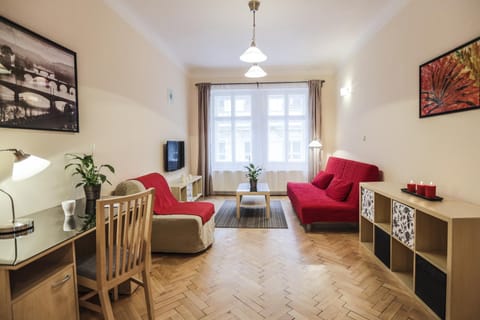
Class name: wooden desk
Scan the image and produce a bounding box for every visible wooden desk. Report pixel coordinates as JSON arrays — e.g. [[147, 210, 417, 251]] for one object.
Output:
[[0, 200, 94, 320]]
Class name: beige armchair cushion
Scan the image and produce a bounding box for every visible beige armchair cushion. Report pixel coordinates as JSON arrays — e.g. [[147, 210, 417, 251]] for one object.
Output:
[[112, 180, 214, 253]]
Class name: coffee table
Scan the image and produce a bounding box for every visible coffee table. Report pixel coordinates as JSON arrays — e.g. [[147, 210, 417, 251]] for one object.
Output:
[[235, 183, 271, 220]]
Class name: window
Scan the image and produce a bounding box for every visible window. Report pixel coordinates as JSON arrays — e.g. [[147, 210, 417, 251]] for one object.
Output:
[[210, 83, 309, 172]]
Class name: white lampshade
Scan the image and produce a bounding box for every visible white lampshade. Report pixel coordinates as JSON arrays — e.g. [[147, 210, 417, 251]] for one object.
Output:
[[245, 64, 267, 78], [0, 149, 50, 237], [308, 140, 323, 148], [240, 44, 267, 63], [12, 154, 50, 181]]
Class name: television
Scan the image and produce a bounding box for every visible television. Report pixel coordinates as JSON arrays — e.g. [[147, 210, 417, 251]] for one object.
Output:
[[165, 140, 185, 172]]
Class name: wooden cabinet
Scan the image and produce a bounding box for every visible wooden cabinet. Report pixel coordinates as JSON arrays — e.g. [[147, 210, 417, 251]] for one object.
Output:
[[12, 265, 76, 320], [170, 175, 203, 201], [0, 243, 79, 320], [359, 182, 480, 320]]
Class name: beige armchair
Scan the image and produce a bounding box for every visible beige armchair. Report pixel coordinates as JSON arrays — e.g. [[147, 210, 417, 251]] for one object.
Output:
[[112, 179, 215, 253]]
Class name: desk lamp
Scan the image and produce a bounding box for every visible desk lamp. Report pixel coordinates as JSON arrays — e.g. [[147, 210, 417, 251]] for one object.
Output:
[[0, 149, 50, 236]]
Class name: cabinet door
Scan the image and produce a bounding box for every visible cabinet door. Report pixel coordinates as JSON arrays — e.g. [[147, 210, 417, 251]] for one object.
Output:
[[415, 254, 446, 319], [13, 266, 77, 320], [392, 201, 415, 249], [374, 226, 391, 268], [361, 188, 374, 221]]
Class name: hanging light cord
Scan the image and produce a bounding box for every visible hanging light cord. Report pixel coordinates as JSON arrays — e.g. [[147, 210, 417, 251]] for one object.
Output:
[[252, 9, 256, 45], [248, 0, 260, 46]]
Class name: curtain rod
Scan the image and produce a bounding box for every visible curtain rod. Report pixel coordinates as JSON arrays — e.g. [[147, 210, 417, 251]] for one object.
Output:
[[195, 80, 325, 86]]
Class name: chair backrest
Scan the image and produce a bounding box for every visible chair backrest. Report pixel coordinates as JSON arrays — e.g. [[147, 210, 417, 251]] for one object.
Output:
[[94, 188, 155, 289]]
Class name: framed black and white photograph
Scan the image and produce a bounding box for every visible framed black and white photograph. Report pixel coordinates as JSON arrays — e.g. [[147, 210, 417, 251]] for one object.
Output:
[[0, 16, 79, 132]]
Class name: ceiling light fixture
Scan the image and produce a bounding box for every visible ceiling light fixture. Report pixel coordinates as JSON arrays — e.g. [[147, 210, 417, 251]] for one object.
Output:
[[240, 0, 267, 64], [245, 63, 267, 78]]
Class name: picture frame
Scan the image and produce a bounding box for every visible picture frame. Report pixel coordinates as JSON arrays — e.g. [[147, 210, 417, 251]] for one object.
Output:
[[419, 36, 479, 118], [0, 16, 79, 132]]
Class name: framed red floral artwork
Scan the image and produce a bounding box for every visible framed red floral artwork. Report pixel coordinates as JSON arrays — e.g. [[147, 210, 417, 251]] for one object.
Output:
[[419, 36, 479, 118]]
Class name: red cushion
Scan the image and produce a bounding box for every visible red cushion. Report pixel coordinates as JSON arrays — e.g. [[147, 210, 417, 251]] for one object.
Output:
[[134, 173, 214, 224], [326, 178, 353, 201], [155, 201, 215, 224], [311, 171, 334, 189], [325, 156, 380, 205]]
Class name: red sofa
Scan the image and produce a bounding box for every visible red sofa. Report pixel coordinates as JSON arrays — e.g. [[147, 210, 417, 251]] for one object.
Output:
[[287, 156, 380, 228]]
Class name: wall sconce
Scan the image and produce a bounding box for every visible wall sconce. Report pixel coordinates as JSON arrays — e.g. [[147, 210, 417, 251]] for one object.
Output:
[[0, 149, 50, 237], [340, 87, 351, 97]]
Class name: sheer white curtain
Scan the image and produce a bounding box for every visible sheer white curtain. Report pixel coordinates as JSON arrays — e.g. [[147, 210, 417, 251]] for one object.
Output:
[[209, 82, 309, 193]]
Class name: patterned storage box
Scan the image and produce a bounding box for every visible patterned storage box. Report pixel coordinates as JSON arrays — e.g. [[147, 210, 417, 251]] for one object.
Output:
[[392, 200, 415, 248], [361, 188, 374, 221]]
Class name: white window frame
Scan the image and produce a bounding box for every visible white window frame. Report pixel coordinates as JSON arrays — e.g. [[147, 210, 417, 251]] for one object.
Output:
[[210, 83, 309, 173]]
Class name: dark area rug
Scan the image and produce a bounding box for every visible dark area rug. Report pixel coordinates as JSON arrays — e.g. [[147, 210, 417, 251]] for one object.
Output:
[[215, 200, 288, 229]]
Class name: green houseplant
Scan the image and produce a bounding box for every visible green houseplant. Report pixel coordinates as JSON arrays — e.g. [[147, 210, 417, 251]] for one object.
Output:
[[65, 153, 115, 201], [244, 163, 263, 191]]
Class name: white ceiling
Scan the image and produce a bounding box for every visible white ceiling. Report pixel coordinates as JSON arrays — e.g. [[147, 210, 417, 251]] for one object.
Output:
[[103, 0, 409, 75]]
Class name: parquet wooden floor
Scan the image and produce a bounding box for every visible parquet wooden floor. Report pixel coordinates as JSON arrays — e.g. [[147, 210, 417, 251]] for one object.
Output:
[[80, 197, 436, 320]]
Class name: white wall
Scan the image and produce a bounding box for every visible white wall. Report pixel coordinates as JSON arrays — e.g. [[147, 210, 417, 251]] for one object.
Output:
[[0, 0, 189, 218], [337, 0, 480, 204]]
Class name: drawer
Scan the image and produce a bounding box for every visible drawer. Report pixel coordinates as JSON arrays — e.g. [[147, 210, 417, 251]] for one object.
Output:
[[392, 200, 415, 249], [415, 254, 446, 319], [374, 226, 391, 268], [361, 188, 374, 221], [13, 265, 77, 320]]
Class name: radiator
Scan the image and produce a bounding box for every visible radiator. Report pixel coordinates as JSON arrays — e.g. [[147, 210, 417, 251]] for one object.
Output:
[[211, 170, 307, 194]]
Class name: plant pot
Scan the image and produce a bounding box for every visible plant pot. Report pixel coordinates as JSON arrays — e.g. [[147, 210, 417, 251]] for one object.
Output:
[[249, 180, 257, 192], [84, 184, 101, 201]]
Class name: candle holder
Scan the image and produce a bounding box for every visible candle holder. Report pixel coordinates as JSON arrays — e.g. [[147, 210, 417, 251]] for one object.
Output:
[[425, 182, 436, 199], [401, 187, 443, 201], [407, 180, 416, 193], [416, 181, 426, 196]]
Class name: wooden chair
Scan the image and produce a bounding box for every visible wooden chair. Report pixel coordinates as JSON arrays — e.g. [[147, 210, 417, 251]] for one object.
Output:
[[76, 188, 155, 319]]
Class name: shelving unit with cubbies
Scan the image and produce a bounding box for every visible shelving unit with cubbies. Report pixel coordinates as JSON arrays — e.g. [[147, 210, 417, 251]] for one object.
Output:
[[170, 175, 203, 202], [359, 181, 480, 320]]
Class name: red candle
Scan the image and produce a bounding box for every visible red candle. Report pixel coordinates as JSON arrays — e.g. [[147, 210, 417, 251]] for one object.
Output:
[[416, 181, 426, 196], [407, 180, 416, 193], [425, 182, 436, 198]]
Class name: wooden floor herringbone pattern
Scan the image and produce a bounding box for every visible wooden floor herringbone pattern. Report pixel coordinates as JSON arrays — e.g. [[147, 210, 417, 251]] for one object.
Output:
[[80, 197, 436, 320]]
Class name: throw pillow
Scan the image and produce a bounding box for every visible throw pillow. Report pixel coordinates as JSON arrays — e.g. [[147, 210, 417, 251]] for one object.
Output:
[[326, 177, 353, 201], [311, 171, 334, 189]]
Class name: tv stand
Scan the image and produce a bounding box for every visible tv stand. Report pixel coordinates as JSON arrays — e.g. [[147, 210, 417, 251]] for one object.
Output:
[[170, 175, 203, 201]]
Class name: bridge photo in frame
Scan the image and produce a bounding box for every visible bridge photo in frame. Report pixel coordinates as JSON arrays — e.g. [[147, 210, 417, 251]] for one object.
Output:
[[0, 16, 78, 132]]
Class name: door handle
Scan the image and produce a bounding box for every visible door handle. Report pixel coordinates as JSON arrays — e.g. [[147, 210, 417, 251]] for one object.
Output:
[[51, 274, 71, 288]]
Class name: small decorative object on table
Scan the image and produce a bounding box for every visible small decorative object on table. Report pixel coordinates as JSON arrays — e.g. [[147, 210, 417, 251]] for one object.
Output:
[[401, 180, 442, 201], [61, 200, 76, 216], [407, 180, 416, 193], [65, 153, 115, 200], [244, 163, 263, 192], [65, 153, 115, 225], [416, 181, 426, 196], [425, 182, 436, 199]]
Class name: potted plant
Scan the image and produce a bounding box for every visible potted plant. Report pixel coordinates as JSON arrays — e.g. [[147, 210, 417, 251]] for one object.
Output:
[[65, 153, 115, 202], [244, 163, 263, 191]]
